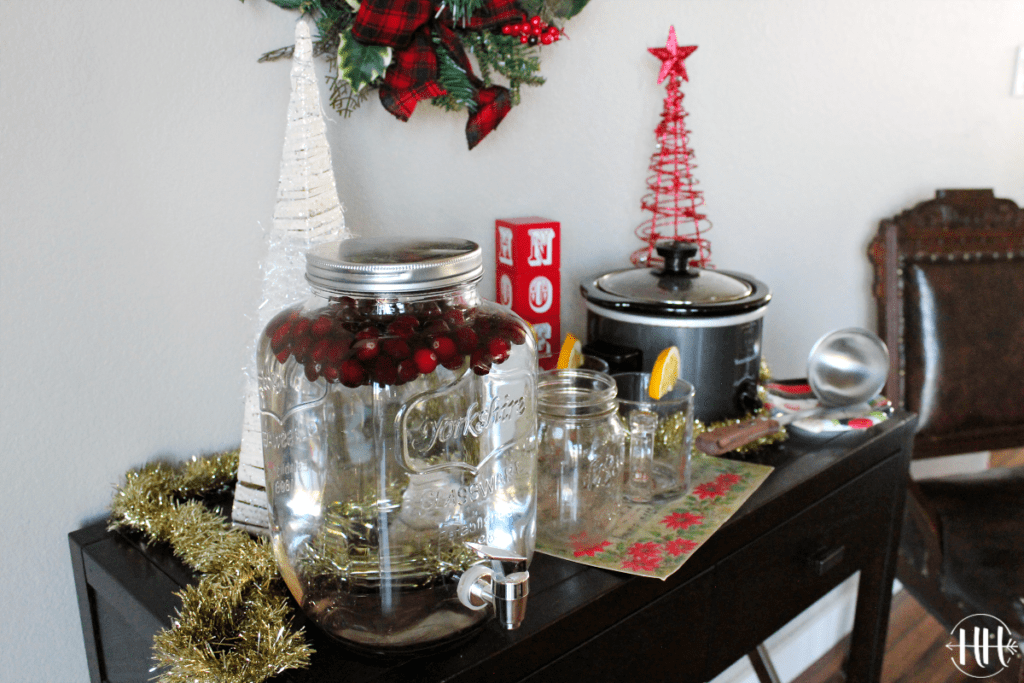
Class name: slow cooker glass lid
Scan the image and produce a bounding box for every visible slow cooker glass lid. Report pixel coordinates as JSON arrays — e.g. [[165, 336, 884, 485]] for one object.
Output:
[[594, 267, 753, 306]]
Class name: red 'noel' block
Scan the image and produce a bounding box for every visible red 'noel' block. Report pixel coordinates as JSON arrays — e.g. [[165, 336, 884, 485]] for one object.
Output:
[[495, 216, 561, 370]]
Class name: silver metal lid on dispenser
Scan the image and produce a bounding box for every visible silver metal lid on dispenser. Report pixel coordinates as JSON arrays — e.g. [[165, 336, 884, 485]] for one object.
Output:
[[306, 237, 484, 292]]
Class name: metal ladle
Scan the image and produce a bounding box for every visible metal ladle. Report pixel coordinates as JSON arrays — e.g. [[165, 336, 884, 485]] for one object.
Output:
[[695, 327, 889, 456]]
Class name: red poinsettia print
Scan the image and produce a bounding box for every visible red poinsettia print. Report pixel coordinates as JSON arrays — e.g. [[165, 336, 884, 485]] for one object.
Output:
[[664, 538, 699, 556], [661, 511, 704, 530], [694, 481, 726, 499], [717, 473, 741, 487], [693, 472, 743, 500], [573, 540, 612, 558], [621, 541, 663, 572]]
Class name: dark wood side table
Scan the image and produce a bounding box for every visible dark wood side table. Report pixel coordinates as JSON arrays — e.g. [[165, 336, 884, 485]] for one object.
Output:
[[70, 412, 917, 683]]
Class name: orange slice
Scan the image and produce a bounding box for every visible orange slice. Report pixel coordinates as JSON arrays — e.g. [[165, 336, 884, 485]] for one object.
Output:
[[649, 346, 680, 400], [556, 333, 584, 369]]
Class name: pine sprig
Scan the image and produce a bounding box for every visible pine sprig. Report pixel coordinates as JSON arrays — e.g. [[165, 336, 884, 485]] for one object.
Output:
[[327, 71, 377, 117], [463, 31, 545, 106], [432, 36, 478, 112], [446, 0, 485, 27], [257, 0, 355, 63]]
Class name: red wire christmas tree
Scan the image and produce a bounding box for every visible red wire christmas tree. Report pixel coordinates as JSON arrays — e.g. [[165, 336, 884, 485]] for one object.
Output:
[[631, 26, 712, 268]]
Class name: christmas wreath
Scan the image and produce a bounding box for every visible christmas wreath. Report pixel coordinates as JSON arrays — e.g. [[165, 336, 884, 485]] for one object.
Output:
[[252, 0, 590, 148]]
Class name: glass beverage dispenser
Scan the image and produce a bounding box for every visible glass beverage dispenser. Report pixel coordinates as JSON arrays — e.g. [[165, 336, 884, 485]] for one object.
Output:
[[258, 237, 539, 652]]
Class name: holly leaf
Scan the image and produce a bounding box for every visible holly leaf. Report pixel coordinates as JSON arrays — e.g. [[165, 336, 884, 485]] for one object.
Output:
[[546, 0, 590, 18], [518, 0, 545, 15], [337, 28, 392, 93], [266, 0, 312, 9]]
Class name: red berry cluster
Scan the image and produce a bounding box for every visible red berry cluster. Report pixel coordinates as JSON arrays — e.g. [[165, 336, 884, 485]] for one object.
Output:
[[264, 298, 528, 389], [501, 16, 561, 45]]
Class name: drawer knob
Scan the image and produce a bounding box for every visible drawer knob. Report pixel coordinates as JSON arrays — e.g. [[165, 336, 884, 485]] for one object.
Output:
[[810, 546, 845, 576]]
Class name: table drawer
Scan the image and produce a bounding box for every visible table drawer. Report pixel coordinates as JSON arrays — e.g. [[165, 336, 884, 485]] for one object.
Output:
[[518, 568, 715, 683], [704, 452, 903, 676]]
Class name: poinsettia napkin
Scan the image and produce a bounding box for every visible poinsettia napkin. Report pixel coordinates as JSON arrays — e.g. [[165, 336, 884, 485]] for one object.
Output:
[[536, 454, 773, 580]]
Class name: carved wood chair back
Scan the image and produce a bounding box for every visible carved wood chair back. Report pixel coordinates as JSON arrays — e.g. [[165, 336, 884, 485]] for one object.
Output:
[[867, 189, 1024, 655]]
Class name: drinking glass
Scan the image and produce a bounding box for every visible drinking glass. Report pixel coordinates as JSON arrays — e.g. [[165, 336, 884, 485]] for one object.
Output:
[[613, 372, 695, 503]]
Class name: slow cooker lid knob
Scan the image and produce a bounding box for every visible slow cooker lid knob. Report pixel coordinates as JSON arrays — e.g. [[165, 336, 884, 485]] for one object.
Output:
[[654, 240, 700, 278]]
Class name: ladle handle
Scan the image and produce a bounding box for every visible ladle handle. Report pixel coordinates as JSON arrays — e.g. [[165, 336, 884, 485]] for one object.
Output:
[[695, 418, 784, 456]]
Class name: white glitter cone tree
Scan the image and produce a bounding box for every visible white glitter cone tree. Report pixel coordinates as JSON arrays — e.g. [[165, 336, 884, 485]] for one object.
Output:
[[232, 18, 350, 534]]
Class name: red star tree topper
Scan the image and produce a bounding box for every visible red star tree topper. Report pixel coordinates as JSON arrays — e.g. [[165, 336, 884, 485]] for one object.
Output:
[[631, 26, 712, 268]]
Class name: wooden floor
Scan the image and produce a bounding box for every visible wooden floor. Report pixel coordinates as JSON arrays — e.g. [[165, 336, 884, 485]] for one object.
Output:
[[792, 448, 1024, 683], [792, 589, 1020, 683]]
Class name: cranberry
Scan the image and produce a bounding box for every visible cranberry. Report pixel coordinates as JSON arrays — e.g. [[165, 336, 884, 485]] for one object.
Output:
[[430, 336, 457, 360], [442, 354, 466, 371], [488, 337, 511, 363], [275, 349, 291, 365], [292, 317, 311, 338], [382, 338, 411, 360], [372, 357, 398, 385], [414, 348, 439, 374], [356, 326, 380, 340], [454, 327, 478, 353], [322, 365, 340, 383], [310, 339, 331, 364], [354, 338, 380, 361], [265, 308, 297, 338], [502, 323, 528, 345], [397, 359, 420, 384], [270, 323, 292, 354], [386, 320, 415, 340], [291, 334, 313, 363], [393, 314, 420, 329], [470, 348, 492, 376], [443, 308, 466, 326], [304, 363, 320, 382], [310, 315, 333, 338], [340, 360, 366, 388], [423, 319, 450, 335], [326, 336, 352, 364]]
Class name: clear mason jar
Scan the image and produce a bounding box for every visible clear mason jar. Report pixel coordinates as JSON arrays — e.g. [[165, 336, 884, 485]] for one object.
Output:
[[258, 237, 539, 653], [536, 369, 625, 553]]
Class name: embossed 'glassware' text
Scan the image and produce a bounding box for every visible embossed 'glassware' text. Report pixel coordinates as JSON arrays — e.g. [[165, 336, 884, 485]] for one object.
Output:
[[258, 238, 538, 653]]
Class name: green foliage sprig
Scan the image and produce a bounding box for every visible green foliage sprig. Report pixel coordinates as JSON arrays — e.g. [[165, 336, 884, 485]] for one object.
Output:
[[432, 36, 479, 112], [462, 31, 544, 107]]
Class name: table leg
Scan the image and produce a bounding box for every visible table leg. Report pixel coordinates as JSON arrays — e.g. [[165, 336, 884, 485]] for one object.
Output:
[[748, 644, 783, 683], [844, 446, 912, 682]]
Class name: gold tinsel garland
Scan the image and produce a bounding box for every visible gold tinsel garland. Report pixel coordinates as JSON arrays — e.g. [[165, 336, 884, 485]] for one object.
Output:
[[108, 450, 313, 683]]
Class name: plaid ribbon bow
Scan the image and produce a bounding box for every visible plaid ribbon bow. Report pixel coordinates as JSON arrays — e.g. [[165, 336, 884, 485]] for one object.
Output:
[[352, 0, 523, 149]]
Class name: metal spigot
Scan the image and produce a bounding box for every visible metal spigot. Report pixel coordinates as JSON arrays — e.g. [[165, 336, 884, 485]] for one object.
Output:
[[456, 542, 529, 630]]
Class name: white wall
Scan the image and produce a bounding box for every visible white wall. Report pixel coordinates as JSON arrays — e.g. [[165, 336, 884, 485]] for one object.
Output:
[[1, 1, 1021, 681]]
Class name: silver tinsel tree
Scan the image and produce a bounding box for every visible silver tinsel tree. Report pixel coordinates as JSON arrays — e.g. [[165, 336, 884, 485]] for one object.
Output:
[[232, 17, 350, 534]]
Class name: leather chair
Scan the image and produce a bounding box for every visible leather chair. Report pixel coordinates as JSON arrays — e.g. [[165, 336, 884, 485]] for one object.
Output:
[[868, 189, 1024, 678]]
